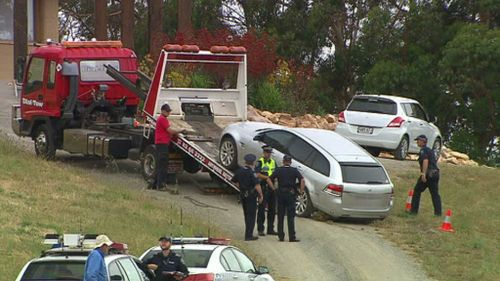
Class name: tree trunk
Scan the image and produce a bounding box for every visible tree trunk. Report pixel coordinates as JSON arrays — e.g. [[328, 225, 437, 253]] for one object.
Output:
[[148, 0, 162, 54], [121, 0, 134, 48], [177, 0, 193, 42], [13, 0, 27, 80], [95, 0, 108, 40]]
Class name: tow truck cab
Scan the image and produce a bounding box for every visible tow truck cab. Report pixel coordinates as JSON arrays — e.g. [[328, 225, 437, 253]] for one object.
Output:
[[12, 41, 139, 141]]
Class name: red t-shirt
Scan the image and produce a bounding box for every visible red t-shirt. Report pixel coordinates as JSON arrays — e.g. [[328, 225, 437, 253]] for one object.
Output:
[[155, 114, 171, 144]]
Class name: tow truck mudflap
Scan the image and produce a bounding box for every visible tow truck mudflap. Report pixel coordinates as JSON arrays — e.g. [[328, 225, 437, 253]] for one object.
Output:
[[11, 104, 22, 136]]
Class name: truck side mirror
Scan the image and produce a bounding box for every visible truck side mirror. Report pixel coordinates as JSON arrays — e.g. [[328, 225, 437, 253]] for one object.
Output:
[[62, 62, 79, 76]]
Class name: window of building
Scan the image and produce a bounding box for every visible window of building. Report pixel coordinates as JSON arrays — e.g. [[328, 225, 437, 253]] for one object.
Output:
[[0, 0, 35, 41]]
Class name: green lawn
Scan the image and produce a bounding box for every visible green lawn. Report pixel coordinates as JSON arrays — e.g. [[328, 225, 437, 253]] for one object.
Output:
[[373, 161, 500, 281]]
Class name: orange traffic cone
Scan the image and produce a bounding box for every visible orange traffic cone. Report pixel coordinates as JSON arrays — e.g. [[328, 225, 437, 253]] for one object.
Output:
[[405, 189, 414, 212], [440, 209, 455, 232]]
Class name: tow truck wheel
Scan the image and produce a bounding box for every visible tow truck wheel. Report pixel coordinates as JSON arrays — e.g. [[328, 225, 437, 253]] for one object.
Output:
[[219, 136, 238, 170], [141, 145, 157, 186], [296, 188, 314, 218], [34, 124, 56, 160]]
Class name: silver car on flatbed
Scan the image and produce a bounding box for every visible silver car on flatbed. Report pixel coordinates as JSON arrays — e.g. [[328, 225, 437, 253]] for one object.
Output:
[[219, 122, 394, 219]]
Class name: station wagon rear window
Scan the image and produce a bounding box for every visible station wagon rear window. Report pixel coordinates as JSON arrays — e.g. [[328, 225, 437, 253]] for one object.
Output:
[[340, 163, 390, 184], [347, 97, 397, 115], [21, 260, 85, 280], [80, 60, 120, 81]]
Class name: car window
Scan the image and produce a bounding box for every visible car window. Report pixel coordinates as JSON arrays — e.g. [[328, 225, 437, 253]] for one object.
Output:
[[262, 130, 294, 154], [288, 136, 315, 164], [109, 260, 127, 281], [402, 103, 414, 117], [410, 103, 428, 121], [119, 258, 143, 281], [25, 57, 45, 94], [340, 163, 390, 184], [142, 249, 213, 268], [231, 248, 256, 273], [304, 150, 330, 177], [21, 260, 85, 280], [347, 97, 397, 115], [220, 248, 242, 272]]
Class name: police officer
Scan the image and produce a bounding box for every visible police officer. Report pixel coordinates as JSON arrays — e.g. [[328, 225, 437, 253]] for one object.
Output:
[[231, 154, 264, 241], [269, 155, 305, 242], [411, 135, 442, 216], [255, 145, 278, 236], [146, 236, 189, 281]]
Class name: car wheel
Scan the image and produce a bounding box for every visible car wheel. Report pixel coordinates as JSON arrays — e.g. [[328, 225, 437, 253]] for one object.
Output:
[[366, 148, 381, 157], [219, 136, 238, 170], [433, 137, 442, 161], [296, 188, 314, 218], [34, 124, 56, 160], [394, 136, 409, 160], [141, 145, 157, 187]]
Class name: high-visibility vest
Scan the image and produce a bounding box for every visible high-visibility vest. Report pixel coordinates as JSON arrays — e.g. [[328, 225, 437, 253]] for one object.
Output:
[[258, 157, 276, 176]]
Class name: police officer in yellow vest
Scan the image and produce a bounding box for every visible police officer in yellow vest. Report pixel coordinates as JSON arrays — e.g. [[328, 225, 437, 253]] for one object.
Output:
[[255, 145, 279, 236]]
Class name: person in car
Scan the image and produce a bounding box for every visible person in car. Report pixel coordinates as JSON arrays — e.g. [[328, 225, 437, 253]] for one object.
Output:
[[269, 155, 305, 242], [231, 153, 264, 241], [255, 145, 278, 236], [411, 135, 442, 216], [154, 103, 185, 191], [83, 234, 113, 281], [146, 236, 189, 281]]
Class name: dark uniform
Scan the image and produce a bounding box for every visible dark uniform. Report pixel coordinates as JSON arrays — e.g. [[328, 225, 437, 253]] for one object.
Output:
[[270, 156, 303, 242], [146, 250, 189, 281], [255, 156, 277, 235], [231, 154, 260, 240], [411, 135, 442, 216]]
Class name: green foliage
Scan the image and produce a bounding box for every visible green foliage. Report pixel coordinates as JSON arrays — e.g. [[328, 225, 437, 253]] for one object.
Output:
[[249, 81, 287, 113], [190, 72, 216, 88]]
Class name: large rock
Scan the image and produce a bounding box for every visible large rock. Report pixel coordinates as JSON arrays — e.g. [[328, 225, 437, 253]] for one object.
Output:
[[450, 151, 470, 160], [247, 106, 271, 123], [325, 114, 337, 123]]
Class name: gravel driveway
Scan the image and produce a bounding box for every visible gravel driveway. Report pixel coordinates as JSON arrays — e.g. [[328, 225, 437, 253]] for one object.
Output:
[[0, 80, 431, 281]]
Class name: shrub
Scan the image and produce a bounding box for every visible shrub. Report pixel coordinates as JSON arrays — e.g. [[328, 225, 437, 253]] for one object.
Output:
[[250, 81, 287, 113]]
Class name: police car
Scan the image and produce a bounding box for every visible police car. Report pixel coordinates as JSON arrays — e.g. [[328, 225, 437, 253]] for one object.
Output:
[[15, 234, 151, 281], [140, 237, 275, 281]]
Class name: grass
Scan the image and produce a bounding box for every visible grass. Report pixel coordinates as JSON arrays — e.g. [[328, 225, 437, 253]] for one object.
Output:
[[0, 137, 226, 280], [372, 162, 500, 281]]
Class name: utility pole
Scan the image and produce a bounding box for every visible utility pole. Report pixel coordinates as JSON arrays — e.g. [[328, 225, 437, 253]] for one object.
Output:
[[148, 0, 162, 55], [95, 0, 107, 40], [121, 0, 134, 48], [13, 0, 27, 80]]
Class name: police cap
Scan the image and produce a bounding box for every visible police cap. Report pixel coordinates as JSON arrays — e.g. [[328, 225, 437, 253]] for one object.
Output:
[[158, 236, 172, 242], [283, 155, 292, 162], [414, 134, 428, 142], [262, 145, 273, 153], [244, 154, 257, 163]]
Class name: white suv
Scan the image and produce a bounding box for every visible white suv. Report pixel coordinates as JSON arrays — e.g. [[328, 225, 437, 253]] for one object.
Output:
[[335, 95, 442, 160]]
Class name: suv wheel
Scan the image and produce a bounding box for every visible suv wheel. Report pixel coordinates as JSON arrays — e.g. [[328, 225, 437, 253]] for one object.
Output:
[[296, 188, 314, 218], [394, 136, 409, 160], [141, 145, 157, 187], [219, 136, 238, 170], [34, 124, 56, 160]]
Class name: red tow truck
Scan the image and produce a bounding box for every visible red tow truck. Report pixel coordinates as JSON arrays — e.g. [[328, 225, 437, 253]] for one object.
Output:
[[11, 40, 247, 190]]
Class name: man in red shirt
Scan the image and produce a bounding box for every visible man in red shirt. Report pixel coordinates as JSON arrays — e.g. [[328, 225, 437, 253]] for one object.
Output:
[[155, 103, 184, 190]]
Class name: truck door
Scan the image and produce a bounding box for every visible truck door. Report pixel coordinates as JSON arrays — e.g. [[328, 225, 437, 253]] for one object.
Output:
[[21, 57, 46, 120]]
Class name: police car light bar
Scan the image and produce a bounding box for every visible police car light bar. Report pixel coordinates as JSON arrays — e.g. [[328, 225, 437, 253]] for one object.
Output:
[[43, 234, 60, 245], [63, 234, 81, 247], [170, 237, 231, 246], [82, 234, 98, 248]]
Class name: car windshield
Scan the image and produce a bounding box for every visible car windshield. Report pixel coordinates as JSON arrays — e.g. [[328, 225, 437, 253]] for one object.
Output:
[[20, 260, 85, 280], [142, 249, 213, 268], [340, 163, 390, 184], [347, 97, 397, 115]]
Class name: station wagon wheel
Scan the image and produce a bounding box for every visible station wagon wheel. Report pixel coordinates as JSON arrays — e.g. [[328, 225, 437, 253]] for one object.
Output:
[[141, 145, 157, 187], [296, 188, 314, 218], [394, 136, 409, 160], [219, 136, 238, 170], [34, 124, 56, 160], [433, 137, 442, 161]]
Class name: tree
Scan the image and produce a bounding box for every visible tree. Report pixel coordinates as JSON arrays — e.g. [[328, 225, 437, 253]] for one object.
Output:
[[95, 0, 108, 40], [178, 0, 194, 40], [121, 0, 135, 48]]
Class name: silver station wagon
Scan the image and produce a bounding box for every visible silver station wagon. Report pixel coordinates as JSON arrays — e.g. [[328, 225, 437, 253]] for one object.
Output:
[[219, 122, 394, 219]]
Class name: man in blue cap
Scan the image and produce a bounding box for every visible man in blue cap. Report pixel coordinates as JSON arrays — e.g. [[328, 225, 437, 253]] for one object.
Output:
[[231, 153, 264, 241], [411, 134, 442, 216]]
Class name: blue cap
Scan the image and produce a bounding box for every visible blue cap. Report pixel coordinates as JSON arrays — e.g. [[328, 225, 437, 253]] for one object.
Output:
[[283, 155, 292, 162], [244, 154, 257, 163], [414, 135, 427, 142], [159, 236, 172, 242]]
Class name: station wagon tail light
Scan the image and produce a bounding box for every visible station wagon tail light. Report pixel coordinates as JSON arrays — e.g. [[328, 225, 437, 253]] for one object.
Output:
[[387, 116, 405, 128], [184, 273, 215, 281], [325, 184, 343, 196], [338, 111, 345, 123]]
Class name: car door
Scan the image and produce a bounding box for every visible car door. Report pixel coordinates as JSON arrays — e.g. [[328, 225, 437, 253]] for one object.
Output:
[[401, 103, 423, 152], [231, 248, 262, 281], [118, 257, 146, 281], [219, 248, 246, 281], [108, 260, 129, 281], [21, 56, 46, 120], [256, 129, 295, 166], [411, 103, 435, 142]]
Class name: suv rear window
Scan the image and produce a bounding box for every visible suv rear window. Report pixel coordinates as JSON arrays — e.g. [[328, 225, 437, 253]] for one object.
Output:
[[340, 163, 390, 184], [22, 260, 85, 280], [347, 97, 397, 115], [142, 249, 213, 268]]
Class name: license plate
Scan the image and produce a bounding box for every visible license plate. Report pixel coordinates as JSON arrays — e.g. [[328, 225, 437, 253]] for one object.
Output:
[[357, 126, 373, 134]]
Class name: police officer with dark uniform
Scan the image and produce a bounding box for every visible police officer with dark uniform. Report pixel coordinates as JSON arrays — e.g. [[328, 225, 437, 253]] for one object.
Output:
[[269, 155, 305, 242], [231, 154, 264, 241], [146, 236, 189, 281], [255, 145, 278, 236]]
